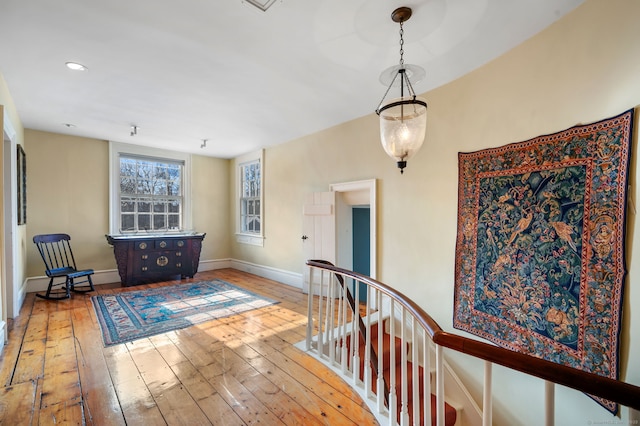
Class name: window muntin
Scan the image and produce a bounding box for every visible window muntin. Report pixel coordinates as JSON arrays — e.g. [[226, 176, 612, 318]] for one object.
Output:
[[118, 155, 184, 233], [240, 160, 261, 234]]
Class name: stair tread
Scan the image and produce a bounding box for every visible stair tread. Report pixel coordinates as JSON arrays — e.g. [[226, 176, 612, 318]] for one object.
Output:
[[344, 322, 457, 426], [386, 361, 457, 426], [345, 323, 406, 372]]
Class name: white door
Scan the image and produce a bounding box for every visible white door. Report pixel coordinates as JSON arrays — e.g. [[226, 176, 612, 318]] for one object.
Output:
[[302, 191, 335, 294]]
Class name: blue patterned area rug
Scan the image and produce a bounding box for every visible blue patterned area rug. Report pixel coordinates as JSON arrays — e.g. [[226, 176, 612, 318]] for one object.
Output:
[[453, 109, 634, 414], [92, 279, 279, 347]]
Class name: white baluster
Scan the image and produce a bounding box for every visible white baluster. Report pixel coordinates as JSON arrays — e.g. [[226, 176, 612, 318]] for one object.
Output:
[[317, 269, 324, 358], [377, 290, 385, 413], [423, 331, 431, 426], [352, 277, 361, 385], [341, 276, 349, 372], [364, 281, 372, 398], [306, 266, 314, 351], [483, 361, 492, 426], [328, 272, 336, 363], [411, 316, 419, 425], [545, 381, 555, 426], [337, 276, 343, 364], [400, 307, 409, 426], [435, 344, 444, 426], [389, 299, 397, 426]]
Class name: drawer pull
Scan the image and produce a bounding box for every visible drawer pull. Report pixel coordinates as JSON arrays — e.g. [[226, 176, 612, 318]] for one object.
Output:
[[141, 254, 148, 260], [157, 256, 169, 267], [159, 241, 167, 248], [139, 242, 147, 250], [177, 241, 185, 247]]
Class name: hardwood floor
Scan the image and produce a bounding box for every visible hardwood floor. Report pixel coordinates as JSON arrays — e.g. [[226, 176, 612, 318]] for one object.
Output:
[[0, 269, 379, 425]]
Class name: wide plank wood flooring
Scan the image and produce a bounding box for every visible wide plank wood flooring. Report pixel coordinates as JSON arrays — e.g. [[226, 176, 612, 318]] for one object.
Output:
[[0, 269, 379, 425]]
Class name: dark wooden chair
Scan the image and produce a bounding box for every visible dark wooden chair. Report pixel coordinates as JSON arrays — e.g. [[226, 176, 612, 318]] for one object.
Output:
[[33, 233, 95, 300]]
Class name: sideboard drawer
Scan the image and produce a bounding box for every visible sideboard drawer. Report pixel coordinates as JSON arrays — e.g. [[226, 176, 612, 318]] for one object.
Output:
[[154, 239, 173, 250], [134, 240, 153, 251]]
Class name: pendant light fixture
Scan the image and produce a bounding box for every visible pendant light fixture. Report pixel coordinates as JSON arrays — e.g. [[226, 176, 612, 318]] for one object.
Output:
[[375, 7, 427, 174]]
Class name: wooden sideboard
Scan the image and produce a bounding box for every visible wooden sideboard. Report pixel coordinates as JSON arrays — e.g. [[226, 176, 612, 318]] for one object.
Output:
[[106, 233, 206, 286]]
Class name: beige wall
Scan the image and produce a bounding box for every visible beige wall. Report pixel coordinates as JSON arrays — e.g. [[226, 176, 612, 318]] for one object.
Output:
[[1, 73, 27, 318], [191, 154, 231, 261], [3, 0, 638, 423], [25, 130, 111, 276], [230, 1, 639, 424], [24, 130, 232, 277], [418, 2, 639, 424], [230, 115, 386, 272]]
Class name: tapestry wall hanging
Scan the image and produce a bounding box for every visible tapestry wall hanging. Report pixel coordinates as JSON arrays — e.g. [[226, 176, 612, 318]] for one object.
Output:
[[453, 109, 634, 414]]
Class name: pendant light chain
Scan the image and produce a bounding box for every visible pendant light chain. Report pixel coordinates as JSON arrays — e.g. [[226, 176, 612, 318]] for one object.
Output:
[[399, 21, 405, 67], [400, 20, 418, 99], [375, 18, 408, 112]]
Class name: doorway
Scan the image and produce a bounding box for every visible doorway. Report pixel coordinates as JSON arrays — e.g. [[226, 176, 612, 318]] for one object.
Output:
[[331, 179, 376, 305], [331, 179, 376, 278], [302, 179, 377, 297], [352, 206, 370, 303]]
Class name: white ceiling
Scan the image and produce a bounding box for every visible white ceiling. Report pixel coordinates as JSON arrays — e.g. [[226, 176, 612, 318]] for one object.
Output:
[[0, 0, 584, 159]]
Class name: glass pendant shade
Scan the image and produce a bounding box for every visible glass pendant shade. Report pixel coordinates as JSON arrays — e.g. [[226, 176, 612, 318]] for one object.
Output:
[[378, 96, 427, 173], [375, 7, 428, 173]]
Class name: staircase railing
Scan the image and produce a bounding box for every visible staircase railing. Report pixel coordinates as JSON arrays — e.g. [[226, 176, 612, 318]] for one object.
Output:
[[307, 259, 391, 407], [304, 260, 640, 426]]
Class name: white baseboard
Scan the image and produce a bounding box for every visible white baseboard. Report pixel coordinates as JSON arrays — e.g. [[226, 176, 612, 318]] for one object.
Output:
[[26, 258, 301, 292], [14, 280, 27, 316], [0, 320, 6, 349], [26, 269, 122, 293], [197, 258, 233, 271], [229, 259, 303, 289]]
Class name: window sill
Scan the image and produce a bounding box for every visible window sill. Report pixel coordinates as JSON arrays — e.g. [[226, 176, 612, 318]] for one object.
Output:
[[236, 233, 264, 247]]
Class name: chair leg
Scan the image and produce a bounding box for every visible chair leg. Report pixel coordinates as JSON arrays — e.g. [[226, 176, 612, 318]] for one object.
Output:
[[70, 275, 95, 294], [36, 277, 70, 300]]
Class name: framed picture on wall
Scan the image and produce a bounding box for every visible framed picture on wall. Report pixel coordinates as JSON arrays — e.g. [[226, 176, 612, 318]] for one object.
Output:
[[17, 144, 26, 225]]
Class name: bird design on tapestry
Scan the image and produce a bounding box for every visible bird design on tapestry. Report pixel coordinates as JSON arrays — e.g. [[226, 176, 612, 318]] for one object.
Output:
[[507, 209, 533, 245], [550, 220, 577, 252]]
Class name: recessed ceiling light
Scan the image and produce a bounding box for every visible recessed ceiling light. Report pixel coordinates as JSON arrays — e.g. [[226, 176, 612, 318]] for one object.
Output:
[[65, 62, 88, 71]]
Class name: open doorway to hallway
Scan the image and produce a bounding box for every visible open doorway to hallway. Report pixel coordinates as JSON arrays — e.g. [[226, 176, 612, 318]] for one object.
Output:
[[331, 179, 376, 278], [302, 179, 377, 299], [332, 179, 376, 305], [352, 206, 370, 303]]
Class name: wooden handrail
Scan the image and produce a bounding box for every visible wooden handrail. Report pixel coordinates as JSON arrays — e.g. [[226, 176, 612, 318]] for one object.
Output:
[[306, 260, 640, 411]]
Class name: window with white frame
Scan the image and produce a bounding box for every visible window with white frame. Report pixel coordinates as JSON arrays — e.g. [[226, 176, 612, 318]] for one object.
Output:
[[236, 150, 264, 246], [119, 156, 182, 232], [240, 160, 261, 233], [110, 142, 191, 234]]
